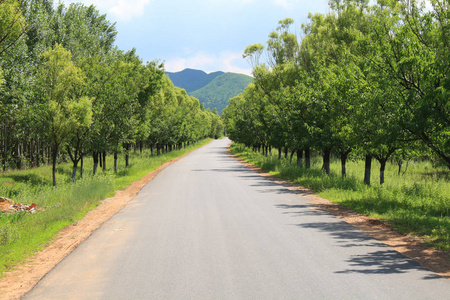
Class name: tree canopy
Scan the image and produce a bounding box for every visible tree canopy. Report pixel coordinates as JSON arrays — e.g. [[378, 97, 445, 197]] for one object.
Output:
[[223, 0, 449, 186]]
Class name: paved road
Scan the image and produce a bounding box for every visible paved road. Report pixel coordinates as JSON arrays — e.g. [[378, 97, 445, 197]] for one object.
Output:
[[26, 138, 450, 299]]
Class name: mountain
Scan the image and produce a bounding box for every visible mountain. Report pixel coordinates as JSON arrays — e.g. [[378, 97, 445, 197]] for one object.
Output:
[[166, 69, 224, 93], [190, 73, 253, 113], [165, 69, 253, 114]]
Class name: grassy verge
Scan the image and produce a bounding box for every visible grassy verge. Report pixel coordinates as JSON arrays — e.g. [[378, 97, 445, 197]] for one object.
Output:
[[0, 139, 212, 275], [230, 143, 450, 251]]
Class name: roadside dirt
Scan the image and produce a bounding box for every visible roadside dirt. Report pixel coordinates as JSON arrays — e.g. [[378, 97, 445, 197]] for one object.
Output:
[[1, 144, 448, 300], [0, 156, 185, 300], [229, 150, 450, 280]]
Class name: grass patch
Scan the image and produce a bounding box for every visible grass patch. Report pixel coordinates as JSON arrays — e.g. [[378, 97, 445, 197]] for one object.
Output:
[[0, 139, 211, 275], [230, 143, 450, 251]]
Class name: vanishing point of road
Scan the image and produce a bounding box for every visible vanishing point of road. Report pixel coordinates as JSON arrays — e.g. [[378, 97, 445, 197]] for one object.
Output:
[[25, 138, 450, 299]]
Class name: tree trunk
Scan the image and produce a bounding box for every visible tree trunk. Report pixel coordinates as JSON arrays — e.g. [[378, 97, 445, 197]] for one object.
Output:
[[305, 147, 311, 168], [114, 152, 118, 173], [52, 144, 58, 187], [99, 152, 103, 169], [379, 159, 387, 185], [290, 150, 295, 164], [397, 161, 402, 176], [284, 147, 288, 159], [125, 144, 130, 167], [340, 151, 350, 178], [278, 148, 282, 160], [157, 145, 160, 156], [297, 149, 303, 167], [80, 156, 84, 178], [364, 155, 372, 186], [322, 148, 331, 175], [72, 165, 77, 182], [102, 151, 106, 172], [93, 151, 99, 175]]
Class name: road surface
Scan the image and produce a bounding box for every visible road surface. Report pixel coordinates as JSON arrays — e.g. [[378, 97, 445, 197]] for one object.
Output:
[[25, 138, 450, 299]]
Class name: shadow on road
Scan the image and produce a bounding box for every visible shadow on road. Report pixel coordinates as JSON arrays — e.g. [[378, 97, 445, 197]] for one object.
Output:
[[293, 221, 443, 280]]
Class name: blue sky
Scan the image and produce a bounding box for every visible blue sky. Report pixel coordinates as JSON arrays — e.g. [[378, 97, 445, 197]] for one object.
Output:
[[60, 0, 330, 75]]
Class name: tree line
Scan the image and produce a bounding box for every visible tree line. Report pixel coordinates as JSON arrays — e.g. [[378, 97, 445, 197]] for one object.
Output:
[[0, 0, 223, 186], [222, 0, 449, 185]]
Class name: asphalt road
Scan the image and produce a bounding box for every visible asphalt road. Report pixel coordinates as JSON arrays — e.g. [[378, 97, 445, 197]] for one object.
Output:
[[25, 138, 450, 299]]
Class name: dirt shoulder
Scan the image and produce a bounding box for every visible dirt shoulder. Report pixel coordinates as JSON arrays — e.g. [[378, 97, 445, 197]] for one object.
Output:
[[229, 150, 450, 280], [0, 155, 187, 300]]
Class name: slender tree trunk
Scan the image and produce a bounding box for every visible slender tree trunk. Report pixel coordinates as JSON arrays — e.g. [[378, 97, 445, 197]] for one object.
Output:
[[72, 164, 77, 182], [305, 147, 311, 168], [322, 148, 331, 175], [80, 156, 84, 178], [150, 145, 154, 156], [290, 150, 295, 164], [36, 140, 40, 167], [114, 152, 118, 173], [364, 155, 372, 186], [52, 144, 58, 187], [284, 147, 288, 159], [397, 161, 402, 176], [125, 144, 130, 167], [340, 151, 350, 178], [99, 152, 103, 169], [93, 151, 99, 175], [102, 151, 106, 172], [278, 148, 282, 160], [379, 159, 387, 185], [157, 145, 160, 156], [297, 149, 303, 167]]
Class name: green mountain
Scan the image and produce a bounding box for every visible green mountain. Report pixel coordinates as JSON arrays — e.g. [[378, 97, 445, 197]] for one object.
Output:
[[165, 69, 253, 114], [190, 73, 253, 113], [166, 69, 224, 93]]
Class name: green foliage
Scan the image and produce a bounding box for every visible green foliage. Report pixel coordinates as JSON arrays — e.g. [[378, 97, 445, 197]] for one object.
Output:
[[0, 0, 218, 184], [230, 143, 450, 250], [224, 0, 450, 190], [0, 0, 27, 56]]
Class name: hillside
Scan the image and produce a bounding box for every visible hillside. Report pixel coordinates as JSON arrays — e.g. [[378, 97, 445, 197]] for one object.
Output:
[[166, 69, 224, 93], [190, 73, 253, 113], [166, 69, 253, 114]]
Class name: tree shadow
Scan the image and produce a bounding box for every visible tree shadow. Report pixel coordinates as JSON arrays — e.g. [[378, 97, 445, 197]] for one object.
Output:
[[275, 203, 331, 217], [1, 173, 49, 187], [294, 221, 444, 279], [335, 250, 443, 279]]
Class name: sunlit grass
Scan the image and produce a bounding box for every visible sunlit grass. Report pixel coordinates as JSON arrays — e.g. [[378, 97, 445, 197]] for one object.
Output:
[[230, 143, 450, 251]]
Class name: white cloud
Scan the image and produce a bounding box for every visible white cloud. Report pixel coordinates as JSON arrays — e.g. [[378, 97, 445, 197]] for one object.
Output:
[[164, 51, 252, 76], [61, 0, 152, 21], [274, 0, 295, 10]]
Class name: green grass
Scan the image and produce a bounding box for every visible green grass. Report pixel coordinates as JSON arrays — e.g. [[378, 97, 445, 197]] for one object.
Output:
[[0, 139, 212, 275], [230, 143, 450, 251]]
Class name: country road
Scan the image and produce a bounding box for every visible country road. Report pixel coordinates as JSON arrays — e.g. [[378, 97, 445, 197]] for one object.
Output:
[[25, 138, 450, 299]]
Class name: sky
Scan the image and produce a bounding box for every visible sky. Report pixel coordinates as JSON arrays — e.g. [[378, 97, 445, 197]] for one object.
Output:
[[60, 0, 331, 76]]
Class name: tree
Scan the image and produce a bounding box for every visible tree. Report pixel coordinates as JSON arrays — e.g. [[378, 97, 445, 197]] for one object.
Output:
[[37, 44, 92, 186], [0, 0, 27, 56]]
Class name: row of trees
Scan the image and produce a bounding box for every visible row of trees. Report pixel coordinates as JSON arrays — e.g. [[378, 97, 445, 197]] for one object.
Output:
[[223, 0, 449, 185], [0, 0, 223, 185]]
